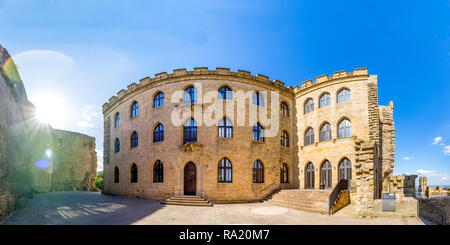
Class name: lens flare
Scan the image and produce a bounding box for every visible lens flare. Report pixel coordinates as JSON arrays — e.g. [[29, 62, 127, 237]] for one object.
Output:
[[35, 159, 50, 170], [45, 149, 52, 158]]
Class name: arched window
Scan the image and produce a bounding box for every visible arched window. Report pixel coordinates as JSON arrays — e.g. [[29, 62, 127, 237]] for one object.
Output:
[[305, 163, 315, 189], [115, 113, 120, 127], [320, 123, 331, 142], [252, 123, 265, 142], [183, 119, 197, 144], [131, 163, 138, 183], [153, 124, 164, 143], [252, 160, 264, 183], [281, 102, 289, 117], [337, 89, 351, 103], [218, 158, 232, 183], [320, 161, 332, 189], [304, 99, 314, 114], [218, 118, 233, 138], [338, 119, 351, 138], [280, 163, 289, 183], [153, 92, 164, 108], [304, 128, 314, 146], [114, 138, 120, 153], [218, 86, 232, 100], [281, 130, 289, 147], [184, 86, 197, 104], [319, 93, 331, 108], [114, 166, 119, 183], [253, 92, 264, 106], [153, 160, 164, 182], [131, 101, 139, 118], [339, 158, 352, 189], [131, 131, 138, 148]]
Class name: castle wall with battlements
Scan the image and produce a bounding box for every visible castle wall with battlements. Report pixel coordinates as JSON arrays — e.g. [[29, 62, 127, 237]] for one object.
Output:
[[103, 67, 397, 207]]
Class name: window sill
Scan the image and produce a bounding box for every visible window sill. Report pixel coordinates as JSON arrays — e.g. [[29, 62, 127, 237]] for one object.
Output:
[[252, 140, 265, 144]]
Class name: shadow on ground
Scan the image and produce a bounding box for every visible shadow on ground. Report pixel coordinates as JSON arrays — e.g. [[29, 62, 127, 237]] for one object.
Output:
[[1, 191, 165, 225]]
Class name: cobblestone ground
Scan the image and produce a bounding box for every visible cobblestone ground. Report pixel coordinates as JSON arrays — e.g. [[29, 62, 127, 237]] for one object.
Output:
[[1, 192, 424, 225]]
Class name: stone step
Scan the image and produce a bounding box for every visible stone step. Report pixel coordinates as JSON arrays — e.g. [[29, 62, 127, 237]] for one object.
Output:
[[161, 200, 213, 206], [263, 189, 331, 214], [161, 195, 213, 206]]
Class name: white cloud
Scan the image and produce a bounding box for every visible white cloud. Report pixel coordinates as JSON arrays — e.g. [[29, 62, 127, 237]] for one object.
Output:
[[444, 145, 450, 155], [403, 157, 412, 160], [96, 149, 103, 172], [77, 121, 94, 128], [441, 177, 450, 181], [416, 169, 436, 175], [432, 136, 443, 145]]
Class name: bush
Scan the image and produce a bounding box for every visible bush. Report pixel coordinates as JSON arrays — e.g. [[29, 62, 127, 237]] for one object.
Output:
[[95, 172, 104, 191]]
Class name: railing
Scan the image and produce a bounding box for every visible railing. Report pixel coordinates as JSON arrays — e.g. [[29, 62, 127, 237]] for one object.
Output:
[[328, 179, 349, 215], [419, 198, 448, 225]]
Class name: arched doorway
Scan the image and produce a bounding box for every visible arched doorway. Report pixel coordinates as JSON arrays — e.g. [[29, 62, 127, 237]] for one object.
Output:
[[184, 162, 196, 195], [305, 163, 315, 189], [339, 158, 352, 189], [320, 161, 332, 189]]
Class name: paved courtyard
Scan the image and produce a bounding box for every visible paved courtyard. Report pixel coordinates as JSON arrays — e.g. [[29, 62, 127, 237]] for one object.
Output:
[[1, 192, 424, 225]]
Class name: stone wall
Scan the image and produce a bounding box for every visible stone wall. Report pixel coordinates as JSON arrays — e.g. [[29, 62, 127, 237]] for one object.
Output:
[[30, 130, 97, 192], [103, 71, 295, 202], [427, 186, 450, 198], [0, 44, 35, 220], [419, 197, 449, 225], [383, 174, 417, 197], [0, 45, 97, 221]]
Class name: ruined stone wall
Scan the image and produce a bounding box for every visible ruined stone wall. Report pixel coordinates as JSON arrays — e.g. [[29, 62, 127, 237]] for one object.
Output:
[[0, 45, 97, 221], [383, 174, 417, 197], [419, 197, 449, 224], [427, 186, 450, 198], [29, 130, 97, 192], [379, 103, 395, 182], [0, 45, 34, 220]]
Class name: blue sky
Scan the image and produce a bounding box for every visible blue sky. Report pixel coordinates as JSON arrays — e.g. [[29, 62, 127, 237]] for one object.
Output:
[[0, 0, 448, 185]]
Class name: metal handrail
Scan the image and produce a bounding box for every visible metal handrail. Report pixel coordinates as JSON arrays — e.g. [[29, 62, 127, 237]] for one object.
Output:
[[328, 179, 348, 215]]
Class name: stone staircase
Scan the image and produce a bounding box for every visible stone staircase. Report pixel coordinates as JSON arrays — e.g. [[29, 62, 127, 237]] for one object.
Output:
[[265, 189, 332, 214], [161, 195, 213, 207]]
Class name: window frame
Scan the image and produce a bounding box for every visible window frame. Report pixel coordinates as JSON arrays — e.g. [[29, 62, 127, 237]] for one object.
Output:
[[153, 124, 164, 143], [338, 119, 351, 139], [320, 123, 332, 142], [304, 128, 315, 146], [252, 160, 264, 183], [131, 101, 139, 118], [218, 158, 232, 183], [252, 123, 265, 142], [183, 118, 198, 144], [130, 131, 139, 148], [153, 160, 164, 183], [218, 86, 232, 100], [184, 86, 197, 104], [304, 99, 314, 114], [218, 118, 233, 138], [153, 92, 164, 108]]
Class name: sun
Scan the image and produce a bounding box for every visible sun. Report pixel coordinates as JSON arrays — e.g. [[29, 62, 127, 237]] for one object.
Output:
[[32, 93, 68, 128]]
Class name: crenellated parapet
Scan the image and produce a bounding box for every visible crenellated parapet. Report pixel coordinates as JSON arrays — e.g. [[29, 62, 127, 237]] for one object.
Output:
[[102, 67, 293, 114], [290, 68, 369, 95]]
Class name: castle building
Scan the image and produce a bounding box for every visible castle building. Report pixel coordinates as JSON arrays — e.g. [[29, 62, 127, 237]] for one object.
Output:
[[102, 67, 405, 214]]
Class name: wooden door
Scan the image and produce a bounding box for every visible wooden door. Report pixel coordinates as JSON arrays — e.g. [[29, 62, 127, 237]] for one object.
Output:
[[184, 162, 196, 195]]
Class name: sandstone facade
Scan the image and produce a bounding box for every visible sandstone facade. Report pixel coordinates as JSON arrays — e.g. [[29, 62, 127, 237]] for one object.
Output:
[[103, 67, 403, 212]]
